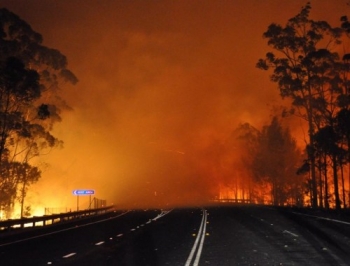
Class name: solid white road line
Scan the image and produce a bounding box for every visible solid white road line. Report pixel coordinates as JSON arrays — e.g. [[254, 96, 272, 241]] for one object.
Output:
[[283, 230, 299, 238], [193, 210, 207, 266], [185, 209, 207, 266], [291, 211, 350, 225]]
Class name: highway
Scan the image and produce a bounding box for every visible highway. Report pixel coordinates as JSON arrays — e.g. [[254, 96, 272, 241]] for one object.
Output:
[[0, 205, 350, 265]]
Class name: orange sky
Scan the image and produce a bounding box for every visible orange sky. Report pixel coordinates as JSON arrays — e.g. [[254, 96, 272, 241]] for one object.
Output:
[[1, 0, 349, 211]]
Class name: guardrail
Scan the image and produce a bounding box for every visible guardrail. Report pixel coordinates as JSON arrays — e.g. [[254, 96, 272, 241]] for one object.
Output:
[[0, 206, 113, 231], [212, 198, 251, 204]]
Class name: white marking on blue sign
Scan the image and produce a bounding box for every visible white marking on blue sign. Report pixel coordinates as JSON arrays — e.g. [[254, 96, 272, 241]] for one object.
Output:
[[73, 189, 95, 195]]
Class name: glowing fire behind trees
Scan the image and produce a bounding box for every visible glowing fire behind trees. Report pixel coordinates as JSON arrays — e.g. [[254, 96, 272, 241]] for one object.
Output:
[[213, 117, 306, 207]]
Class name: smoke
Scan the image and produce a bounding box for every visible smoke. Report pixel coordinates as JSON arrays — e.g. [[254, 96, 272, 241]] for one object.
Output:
[[2, 0, 349, 211]]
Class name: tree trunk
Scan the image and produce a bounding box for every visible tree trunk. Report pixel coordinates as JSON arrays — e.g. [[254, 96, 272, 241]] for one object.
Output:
[[272, 180, 277, 205], [324, 158, 329, 209], [318, 159, 324, 209], [332, 155, 341, 210], [348, 139, 350, 209], [348, 163, 350, 209], [20, 181, 26, 218], [341, 164, 346, 208], [308, 120, 318, 208], [248, 179, 252, 204]]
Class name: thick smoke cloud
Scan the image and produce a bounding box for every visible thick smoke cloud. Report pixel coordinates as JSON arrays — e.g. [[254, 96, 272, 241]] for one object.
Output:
[[1, 0, 348, 211]]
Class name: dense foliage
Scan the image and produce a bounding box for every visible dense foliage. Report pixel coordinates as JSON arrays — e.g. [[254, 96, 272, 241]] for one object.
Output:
[[234, 118, 304, 206], [0, 8, 77, 218], [257, 3, 350, 209]]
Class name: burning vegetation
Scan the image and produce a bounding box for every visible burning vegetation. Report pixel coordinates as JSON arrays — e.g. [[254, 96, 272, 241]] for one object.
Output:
[[0, 2, 350, 217], [0, 8, 77, 218]]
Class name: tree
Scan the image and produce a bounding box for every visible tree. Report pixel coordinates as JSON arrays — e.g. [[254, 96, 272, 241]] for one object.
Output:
[[313, 125, 347, 209], [233, 123, 261, 203], [252, 117, 303, 206], [0, 8, 77, 216], [334, 108, 350, 208], [257, 3, 344, 208]]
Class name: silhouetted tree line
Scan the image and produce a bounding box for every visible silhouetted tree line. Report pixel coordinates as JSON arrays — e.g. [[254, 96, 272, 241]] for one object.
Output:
[[257, 3, 350, 210], [0, 9, 77, 218], [234, 117, 304, 206]]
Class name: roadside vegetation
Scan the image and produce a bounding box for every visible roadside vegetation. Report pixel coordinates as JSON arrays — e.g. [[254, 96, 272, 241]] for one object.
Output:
[[0, 8, 77, 218], [254, 3, 350, 209]]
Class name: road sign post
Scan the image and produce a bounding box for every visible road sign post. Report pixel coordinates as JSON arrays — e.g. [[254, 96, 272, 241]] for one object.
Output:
[[73, 189, 95, 211]]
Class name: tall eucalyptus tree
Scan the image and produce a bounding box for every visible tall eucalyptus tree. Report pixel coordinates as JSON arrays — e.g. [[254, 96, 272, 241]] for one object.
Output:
[[257, 3, 344, 208], [0, 8, 77, 216]]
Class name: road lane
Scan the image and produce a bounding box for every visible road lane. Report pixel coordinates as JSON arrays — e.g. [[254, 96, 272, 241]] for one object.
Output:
[[0, 209, 161, 265], [82, 208, 204, 266], [201, 205, 350, 265]]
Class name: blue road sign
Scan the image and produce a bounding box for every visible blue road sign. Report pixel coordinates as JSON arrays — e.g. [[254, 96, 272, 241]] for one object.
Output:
[[73, 189, 95, 195]]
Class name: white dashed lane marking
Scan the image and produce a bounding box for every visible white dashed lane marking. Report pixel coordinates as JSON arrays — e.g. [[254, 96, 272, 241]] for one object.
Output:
[[62, 253, 76, 258], [283, 230, 298, 238], [291, 211, 350, 225]]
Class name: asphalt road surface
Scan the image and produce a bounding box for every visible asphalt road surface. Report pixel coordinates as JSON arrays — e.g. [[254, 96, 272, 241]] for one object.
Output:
[[1, 205, 350, 265]]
